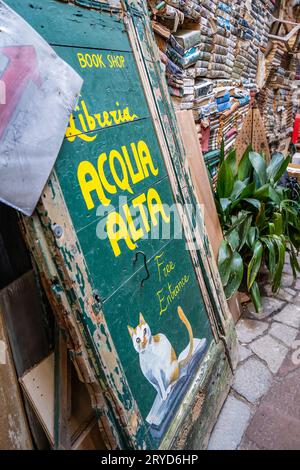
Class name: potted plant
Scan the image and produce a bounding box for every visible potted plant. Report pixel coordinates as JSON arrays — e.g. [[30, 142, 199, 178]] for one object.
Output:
[[215, 145, 300, 313]]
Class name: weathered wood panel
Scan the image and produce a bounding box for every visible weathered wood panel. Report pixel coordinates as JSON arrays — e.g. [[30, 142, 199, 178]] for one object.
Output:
[[0, 271, 52, 376], [175, 110, 223, 261], [7, 0, 238, 449], [20, 353, 55, 445], [0, 302, 33, 449]]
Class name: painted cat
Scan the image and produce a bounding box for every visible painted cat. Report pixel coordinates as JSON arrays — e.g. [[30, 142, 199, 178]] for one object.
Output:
[[127, 306, 194, 401]]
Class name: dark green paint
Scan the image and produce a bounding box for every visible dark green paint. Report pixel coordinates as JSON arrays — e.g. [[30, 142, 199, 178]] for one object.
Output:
[[9, 0, 225, 449]]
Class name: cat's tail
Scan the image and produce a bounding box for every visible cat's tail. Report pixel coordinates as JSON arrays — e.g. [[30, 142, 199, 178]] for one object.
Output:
[[177, 306, 194, 369]]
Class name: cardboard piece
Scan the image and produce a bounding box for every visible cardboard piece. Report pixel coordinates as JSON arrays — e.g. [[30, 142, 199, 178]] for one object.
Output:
[[176, 109, 223, 260], [176, 109, 242, 323], [235, 107, 270, 163], [0, 303, 33, 449], [19, 353, 54, 444]]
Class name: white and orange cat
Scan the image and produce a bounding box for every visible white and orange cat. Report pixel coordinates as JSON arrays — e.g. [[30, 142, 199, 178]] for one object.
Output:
[[128, 306, 195, 401]]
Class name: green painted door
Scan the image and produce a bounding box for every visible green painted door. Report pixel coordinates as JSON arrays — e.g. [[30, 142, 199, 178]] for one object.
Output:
[[8, 0, 216, 447]]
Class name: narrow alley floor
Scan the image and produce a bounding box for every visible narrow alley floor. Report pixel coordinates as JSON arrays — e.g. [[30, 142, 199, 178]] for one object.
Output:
[[208, 257, 300, 450]]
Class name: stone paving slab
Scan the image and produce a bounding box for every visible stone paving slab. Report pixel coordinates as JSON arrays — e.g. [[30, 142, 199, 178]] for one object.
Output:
[[283, 263, 294, 276], [236, 319, 268, 344], [208, 395, 251, 450], [249, 335, 288, 374], [238, 344, 252, 362], [208, 282, 300, 450], [284, 287, 297, 296], [239, 437, 261, 450], [280, 274, 295, 288], [269, 322, 298, 347], [246, 297, 285, 320], [277, 349, 300, 378], [261, 369, 300, 421], [275, 289, 295, 302], [275, 304, 300, 329], [244, 403, 300, 450], [232, 357, 272, 403]]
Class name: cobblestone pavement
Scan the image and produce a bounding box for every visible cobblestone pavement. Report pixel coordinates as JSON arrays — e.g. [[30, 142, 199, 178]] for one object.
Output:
[[208, 258, 300, 450]]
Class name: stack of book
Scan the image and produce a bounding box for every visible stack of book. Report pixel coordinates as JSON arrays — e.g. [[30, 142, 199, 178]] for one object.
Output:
[[148, 0, 277, 172], [258, 39, 296, 152]]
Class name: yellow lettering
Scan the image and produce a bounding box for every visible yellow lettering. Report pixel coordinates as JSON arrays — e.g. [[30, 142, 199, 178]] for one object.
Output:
[[65, 114, 96, 142], [122, 204, 144, 242], [97, 153, 117, 195], [77, 161, 110, 209], [107, 54, 125, 68], [122, 144, 144, 185], [155, 253, 165, 283], [102, 111, 112, 127], [132, 193, 150, 233], [81, 100, 96, 131], [156, 288, 168, 315], [77, 53, 86, 68], [109, 150, 133, 194], [91, 54, 99, 67], [147, 188, 170, 226], [138, 141, 158, 178], [68, 99, 138, 141], [123, 107, 138, 122], [106, 212, 136, 257], [97, 54, 106, 68], [85, 54, 93, 68]]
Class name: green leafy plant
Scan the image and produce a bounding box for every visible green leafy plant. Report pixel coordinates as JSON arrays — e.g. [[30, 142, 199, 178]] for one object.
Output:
[[215, 145, 300, 313]]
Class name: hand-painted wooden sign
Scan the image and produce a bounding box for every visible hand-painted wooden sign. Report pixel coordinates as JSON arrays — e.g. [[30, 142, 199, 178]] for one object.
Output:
[[0, 1, 82, 215], [7, 0, 233, 449], [53, 32, 213, 443]]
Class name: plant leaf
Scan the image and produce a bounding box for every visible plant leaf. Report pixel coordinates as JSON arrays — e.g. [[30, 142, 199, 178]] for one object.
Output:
[[238, 144, 252, 181], [220, 198, 231, 213], [247, 240, 263, 289], [243, 198, 261, 210], [218, 240, 232, 286], [254, 184, 270, 201], [247, 227, 258, 249], [267, 153, 285, 182], [226, 211, 250, 234], [226, 149, 237, 177], [239, 215, 253, 250], [268, 222, 275, 235], [217, 159, 234, 199], [239, 180, 255, 199], [230, 180, 247, 201], [231, 181, 257, 209], [226, 228, 240, 251], [289, 246, 300, 279], [273, 212, 283, 235], [249, 151, 267, 187], [261, 236, 276, 280], [269, 186, 281, 204], [250, 281, 263, 313], [274, 155, 291, 182], [223, 252, 244, 299], [272, 235, 286, 292]]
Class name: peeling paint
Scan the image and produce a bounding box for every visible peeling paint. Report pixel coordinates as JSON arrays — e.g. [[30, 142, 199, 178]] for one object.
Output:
[[16, 0, 237, 450]]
